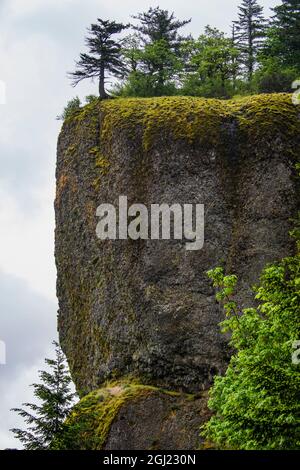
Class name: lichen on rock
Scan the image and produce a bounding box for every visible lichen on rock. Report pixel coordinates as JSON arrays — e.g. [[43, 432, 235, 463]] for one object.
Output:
[[54, 381, 210, 450], [55, 93, 300, 446]]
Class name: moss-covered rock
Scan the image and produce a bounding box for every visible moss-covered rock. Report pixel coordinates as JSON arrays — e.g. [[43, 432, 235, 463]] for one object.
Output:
[[55, 94, 300, 399], [54, 382, 210, 450], [64, 93, 300, 155]]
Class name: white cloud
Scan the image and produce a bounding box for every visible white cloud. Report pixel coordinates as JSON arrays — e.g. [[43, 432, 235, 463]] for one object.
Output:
[[0, 353, 54, 449], [0, 188, 56, 301], [0, 270, 58, 449], [5, 0, 74, 17]]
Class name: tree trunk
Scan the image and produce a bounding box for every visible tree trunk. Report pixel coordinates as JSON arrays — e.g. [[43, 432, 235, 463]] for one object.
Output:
[[221, 75, 226, 98], [248, 16, 253, 83], [99, 64, 107, 99], [157, 64, 165, 90]]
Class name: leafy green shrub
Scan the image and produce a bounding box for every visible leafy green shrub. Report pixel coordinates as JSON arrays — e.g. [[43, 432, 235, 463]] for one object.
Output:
[[57, 96, 82, 121], [117, 71, 178, 97], [253, 58, 299, 93], [202, 231, 300, 450], [85, 94, 99, 104]]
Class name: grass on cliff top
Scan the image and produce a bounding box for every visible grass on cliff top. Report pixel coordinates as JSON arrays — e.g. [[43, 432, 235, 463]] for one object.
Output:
[[63, 93, 299, 154]]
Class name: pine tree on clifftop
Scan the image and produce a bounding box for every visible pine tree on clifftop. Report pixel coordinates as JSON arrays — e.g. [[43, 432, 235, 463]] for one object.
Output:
[[132, 6, 190, 48], [234, 0, 267, 81], [11, 342, 75, 450], [69, 19, 128, 99], [271, 0, 300, 69]]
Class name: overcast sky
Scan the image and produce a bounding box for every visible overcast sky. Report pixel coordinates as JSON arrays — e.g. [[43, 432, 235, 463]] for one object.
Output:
[[0, 0, 279, 449]]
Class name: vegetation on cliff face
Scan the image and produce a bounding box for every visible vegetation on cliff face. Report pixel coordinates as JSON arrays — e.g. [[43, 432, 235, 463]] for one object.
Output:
[[203, 223, 300, 450], [11, 342, 75, 450], [64, 93, 299, 154], [52, 382, 205, 450], [56, 92, 300, 397], [69, 19, 128, 99], [53, 383, 149, 450], [65, 3, 300, 100]]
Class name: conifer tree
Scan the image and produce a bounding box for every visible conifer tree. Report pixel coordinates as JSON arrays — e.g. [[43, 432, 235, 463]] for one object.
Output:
[[132, 6, 190, 49], [121, 33, 142, 74], [234, 0, 267, 81], [69, 19, 128, 98], [130, 7, 190, 90], [271, 0, 300, 69], [11, 342, 75, 450]]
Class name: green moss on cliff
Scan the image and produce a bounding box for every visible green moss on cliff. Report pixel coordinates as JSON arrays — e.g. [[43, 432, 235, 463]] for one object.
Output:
[[89, 146, 110, 191], [63, 99, 100, 145], [100, 96, 230, 151], [230, 93, 299, 151], [64, 93, 299, 157], [57, 92, 300, 397], [54, 381, 195, 450]]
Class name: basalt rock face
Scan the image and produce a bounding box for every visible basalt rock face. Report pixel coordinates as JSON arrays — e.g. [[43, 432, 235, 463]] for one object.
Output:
[[55, 94, 299, 431], [56, 384, 211, 450]]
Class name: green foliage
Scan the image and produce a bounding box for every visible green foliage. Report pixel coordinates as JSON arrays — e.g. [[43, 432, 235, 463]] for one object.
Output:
[[141, 39, 182, 84], [258, 2, 300, 93], [270, 0, 300, 70], [53, 382, 189, 450], [67, 93, 298, 156], [11, 342, 76, 450], [131, 6, 190, 47], [69, 19, 128, 98], [85, 94, 99, 105], [181, 27, 240, 98], [69, 5, 300, 99], [119, 37, 181, 97], [57, 95, 100, 122], [253, 57, 299, 93], [122, 33, 142, 74], [233, 0, 267, 81], [203, 241, 300, 449], [118, 7, 190, 96], [116, 71, 178, 97], [57, 96, 81, 121]]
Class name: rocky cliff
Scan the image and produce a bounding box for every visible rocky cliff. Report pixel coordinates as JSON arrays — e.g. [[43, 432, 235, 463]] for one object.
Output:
[[55, 94, 300, 449]]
